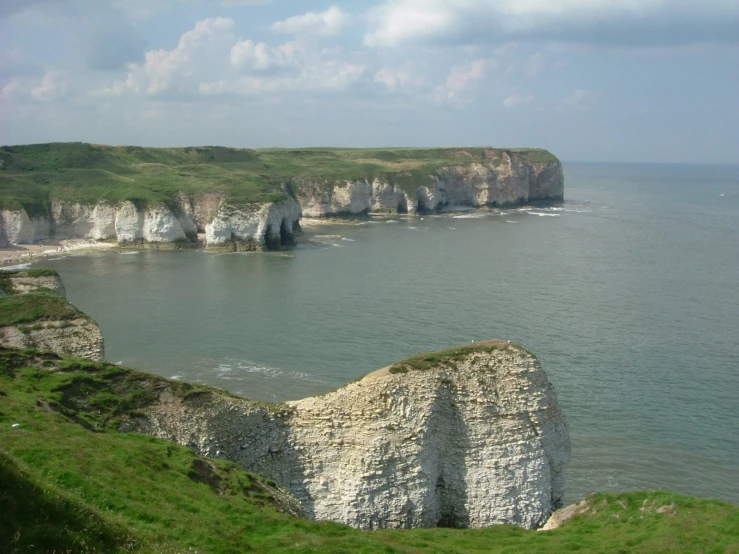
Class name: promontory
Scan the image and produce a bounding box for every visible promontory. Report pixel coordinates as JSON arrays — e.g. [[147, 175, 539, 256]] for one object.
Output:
[[0, 143, 563, 251]]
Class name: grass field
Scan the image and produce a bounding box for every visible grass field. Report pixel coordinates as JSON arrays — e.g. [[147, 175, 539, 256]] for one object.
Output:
[[0, 143, 558, 215], [1, 347, 737, 553]]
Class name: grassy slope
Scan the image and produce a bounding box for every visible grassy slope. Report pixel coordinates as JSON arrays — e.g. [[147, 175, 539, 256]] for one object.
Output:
[[0, 292, 86, 326], [0, 269, 83, 326], [0, 347, 737, 553], [0, 143, 558, 215]]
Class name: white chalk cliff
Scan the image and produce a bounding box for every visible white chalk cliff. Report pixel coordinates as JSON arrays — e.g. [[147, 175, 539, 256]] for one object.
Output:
[[205, 198, 302, 251], [295, 153, 563, 217], [0, 151, 562, 249], [128, 340, 570, 530]]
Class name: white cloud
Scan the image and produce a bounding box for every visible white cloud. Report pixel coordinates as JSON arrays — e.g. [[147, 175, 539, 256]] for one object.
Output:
[[100, 18, 236, 96], [230, 40, 300, 71], [271, 6, 350, 37], [1, 78, 23, 100], [30, 71, 69, 101], [100, 17, 364, 98], [559, 89, 598, 111], [503, 92, 533, 108], [525, 52, 545, 78], [365, 0, 739, 47], [374, 65, 423, 91], [434, 58, 489, 102], [200, 60, 364, 95]]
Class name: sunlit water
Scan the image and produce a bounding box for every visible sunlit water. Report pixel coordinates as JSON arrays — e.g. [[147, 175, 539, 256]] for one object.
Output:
[[35, 163, 739, 505]]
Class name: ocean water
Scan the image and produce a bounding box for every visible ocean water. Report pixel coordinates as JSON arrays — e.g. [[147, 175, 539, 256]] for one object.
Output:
[[38, 163, 739, 506]]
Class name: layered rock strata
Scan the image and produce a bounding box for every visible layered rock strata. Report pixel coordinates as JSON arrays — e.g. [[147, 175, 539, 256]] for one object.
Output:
[[128, 340, 570, 530], [0, 318, 104, 361], [296, 153, 563, 217], [205, 198, 302, 251], [0, 270, 104, 360], [0, 150, 562, 250]]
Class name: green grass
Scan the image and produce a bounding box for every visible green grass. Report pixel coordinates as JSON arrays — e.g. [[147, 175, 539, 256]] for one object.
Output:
[[0, 268, 60, 295], [0, 346, 737, 553], [388, 340, 517, 373], [0, 143, 560, 214], [0, 292, 85, 326]]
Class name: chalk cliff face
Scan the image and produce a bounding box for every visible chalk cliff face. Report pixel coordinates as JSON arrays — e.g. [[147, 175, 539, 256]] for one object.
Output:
[[0, 271, 104, 361], [127, 341, 570, 530], [296, 153, 563, 217], [0, 194, 302, 252], [0, 150, 562, 249], [0, 201, 198, 248], [205, 198, 302, 251]]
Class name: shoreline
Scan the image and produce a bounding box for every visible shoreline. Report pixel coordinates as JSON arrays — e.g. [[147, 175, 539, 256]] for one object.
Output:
[[0, 206, 543, 268], [0, 239, 118, 269]]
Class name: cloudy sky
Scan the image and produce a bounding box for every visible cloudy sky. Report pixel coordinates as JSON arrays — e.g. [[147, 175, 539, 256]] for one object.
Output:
[[1, 0, 737, 162]]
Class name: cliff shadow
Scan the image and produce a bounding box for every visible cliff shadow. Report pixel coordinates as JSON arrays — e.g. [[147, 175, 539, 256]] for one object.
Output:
[[426, 377, 471, 528]]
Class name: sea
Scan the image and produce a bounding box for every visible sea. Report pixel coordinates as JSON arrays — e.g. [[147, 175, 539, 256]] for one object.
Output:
[[30, 162, 739, 506]]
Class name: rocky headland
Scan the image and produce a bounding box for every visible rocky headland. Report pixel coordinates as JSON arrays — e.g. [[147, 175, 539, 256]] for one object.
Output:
[[0, 269, 569, 531], [0, 143, 563, 256], [2, 270, 737, 553], [128, 341, 570, 530], [0, 269, 104, 360]]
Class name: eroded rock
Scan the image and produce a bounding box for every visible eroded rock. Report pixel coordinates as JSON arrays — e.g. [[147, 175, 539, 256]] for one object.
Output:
[[131, 340, 570, 530]]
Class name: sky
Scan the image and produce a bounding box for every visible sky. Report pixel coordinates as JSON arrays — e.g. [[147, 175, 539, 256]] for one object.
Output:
[[1, 0, 738, 163]]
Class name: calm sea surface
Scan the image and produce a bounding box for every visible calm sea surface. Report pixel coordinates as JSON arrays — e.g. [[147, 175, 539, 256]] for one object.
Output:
[[37, 163, 739, 505]]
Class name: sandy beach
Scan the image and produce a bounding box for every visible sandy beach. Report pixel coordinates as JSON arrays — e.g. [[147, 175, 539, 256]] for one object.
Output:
[[0, 239, 117, 269]]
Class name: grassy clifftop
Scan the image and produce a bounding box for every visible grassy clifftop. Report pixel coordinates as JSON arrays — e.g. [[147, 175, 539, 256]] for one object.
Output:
[[0, 143, 559, 215], [1, 347, 737, 553]]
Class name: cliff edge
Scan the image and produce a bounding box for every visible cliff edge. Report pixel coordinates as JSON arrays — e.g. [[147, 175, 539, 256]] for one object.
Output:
[[0, 269, 104, 360], [0, 144, 563, 251], [129, 340, 570, 530]]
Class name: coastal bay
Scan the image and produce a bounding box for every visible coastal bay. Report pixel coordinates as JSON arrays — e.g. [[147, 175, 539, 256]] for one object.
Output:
[[32, 161, 739, 507]]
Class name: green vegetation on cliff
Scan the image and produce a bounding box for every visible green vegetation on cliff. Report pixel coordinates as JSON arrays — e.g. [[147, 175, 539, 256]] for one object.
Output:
[[0, 293, 86, 327], [1, 347, 737, 553], [0, 143, 558, 215], [0, 268, 60, 295], [0, 269, 81, 326]]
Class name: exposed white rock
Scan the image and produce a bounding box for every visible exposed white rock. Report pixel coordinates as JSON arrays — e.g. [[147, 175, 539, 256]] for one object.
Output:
[[0, 270, 102, 360], [0, 209, 35, 245], [205, 198, 301, 250], [176, 210, 198, 241], [294, 153, 563, 216], [130, 340, 570, 531], [332, 181, 372, 214], [0, 318, 104, 361], [0, 151, 563, 247], [415, 185, 445, 213], [540, 499, 590, 531], [91, 204, 117, 240], [176, 192, 223, 235], [114, 201, 144, 244], [143, 204, 187, 243], [371, 179, 410, 213], [51, 201, 94, 239]]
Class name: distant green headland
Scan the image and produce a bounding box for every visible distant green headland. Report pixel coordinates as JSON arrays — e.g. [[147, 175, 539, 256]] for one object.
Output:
[[0, 142, 563, 251]]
